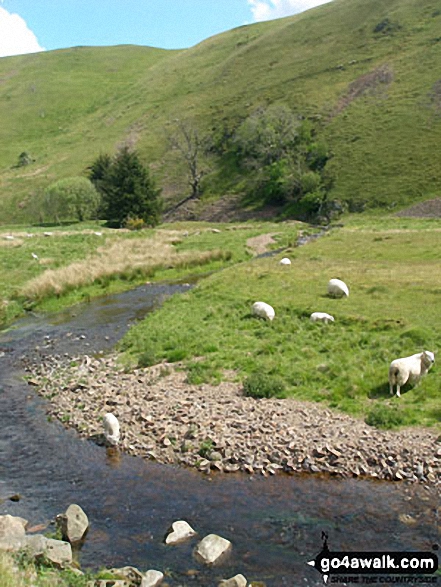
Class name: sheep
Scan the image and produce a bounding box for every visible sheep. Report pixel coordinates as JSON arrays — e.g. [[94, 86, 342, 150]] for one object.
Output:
[[279, 258, 291, 265], [310, 312, 334, 324], [252, 301, 275, 321], [103, 412, 120, 446], [327, 278, 349, 298], [388, 350, 435, 397]]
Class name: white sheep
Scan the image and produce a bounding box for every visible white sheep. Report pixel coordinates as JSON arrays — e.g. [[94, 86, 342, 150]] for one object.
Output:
[[389, 351, 435, 397], [310, 312, 334, 324], [279, 258, 291, 265], [103, 413, 120, 445], [327, 278, 349, 298], [252, 301, 275, 321]]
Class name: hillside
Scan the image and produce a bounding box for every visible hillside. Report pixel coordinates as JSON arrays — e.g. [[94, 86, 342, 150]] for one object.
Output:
[[0, 0, 441, 223]]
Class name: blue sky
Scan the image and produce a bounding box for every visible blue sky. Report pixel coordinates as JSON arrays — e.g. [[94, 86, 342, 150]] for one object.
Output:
[[0, 0, 333, 58]]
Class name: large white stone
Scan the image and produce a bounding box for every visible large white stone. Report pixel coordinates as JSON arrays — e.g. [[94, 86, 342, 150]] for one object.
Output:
[[141, 569, 164, 587], [0, 515, 27, 539], [58, 503, 89, 544], [165, 520, 197, 545], [194, 534, 232, 565], [26, 535, 73, 568], [218, 574, 248, 587]]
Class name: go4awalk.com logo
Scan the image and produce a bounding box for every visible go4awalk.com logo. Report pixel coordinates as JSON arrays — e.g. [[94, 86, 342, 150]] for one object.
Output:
[[307, 533, 439, 585]]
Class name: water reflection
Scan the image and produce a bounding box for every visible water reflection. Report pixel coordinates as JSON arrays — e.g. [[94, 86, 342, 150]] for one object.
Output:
[[0, 281, 439, 585]]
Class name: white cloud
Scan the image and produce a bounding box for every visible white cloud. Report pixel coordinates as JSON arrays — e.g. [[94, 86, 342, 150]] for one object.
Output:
[[248, 0, 332, 22], [0, 6, 45, 58]]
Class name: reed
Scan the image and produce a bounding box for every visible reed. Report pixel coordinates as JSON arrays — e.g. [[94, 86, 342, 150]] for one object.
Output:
[[20, 234, 228, 300]]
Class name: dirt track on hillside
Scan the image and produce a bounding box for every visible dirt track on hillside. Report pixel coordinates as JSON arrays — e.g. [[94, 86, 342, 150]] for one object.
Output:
[[395, 198, 441, 218]]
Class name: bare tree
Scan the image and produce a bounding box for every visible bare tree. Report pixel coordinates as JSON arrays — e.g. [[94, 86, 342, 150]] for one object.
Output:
[[167, 119, 208, 199]]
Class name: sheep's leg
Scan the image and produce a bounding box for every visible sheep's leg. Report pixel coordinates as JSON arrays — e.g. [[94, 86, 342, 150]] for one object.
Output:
[[396, 385, 401, 398], [389, 383, 394, 395]]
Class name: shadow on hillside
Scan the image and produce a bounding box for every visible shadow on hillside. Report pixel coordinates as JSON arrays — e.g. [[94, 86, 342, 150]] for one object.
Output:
[[368, 382, 392, 399]]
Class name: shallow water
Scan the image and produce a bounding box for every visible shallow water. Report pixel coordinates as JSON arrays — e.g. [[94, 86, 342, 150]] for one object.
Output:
[[0, 282, 439, 586]]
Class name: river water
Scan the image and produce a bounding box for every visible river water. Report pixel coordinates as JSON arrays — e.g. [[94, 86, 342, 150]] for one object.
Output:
[[0, 282, 439, 586]]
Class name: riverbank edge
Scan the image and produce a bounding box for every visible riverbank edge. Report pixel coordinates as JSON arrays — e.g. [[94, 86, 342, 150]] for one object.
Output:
[[26, 353, 441, 488]]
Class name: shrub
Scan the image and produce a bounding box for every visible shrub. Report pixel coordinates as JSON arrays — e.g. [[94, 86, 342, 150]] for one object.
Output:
[[243, 372, 286, 399], [137, 349, 157, 368], [365, 405, 405, 429], [124, 216, 146, 231], [44, 177, 101, 223]]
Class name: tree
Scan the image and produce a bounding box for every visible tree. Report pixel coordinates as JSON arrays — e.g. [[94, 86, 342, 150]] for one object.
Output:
[[167, 119, 208, 199], [233, 104, 300, 166], [89, 147, 162, 228], [44, 177, 101, 223]]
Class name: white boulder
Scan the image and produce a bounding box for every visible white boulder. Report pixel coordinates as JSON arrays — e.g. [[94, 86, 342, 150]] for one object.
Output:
[[194, 534, 232, 565], [165, 520, 197, 544]]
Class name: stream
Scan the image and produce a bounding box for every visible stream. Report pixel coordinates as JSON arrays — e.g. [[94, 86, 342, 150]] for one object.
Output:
[[0, 281, 439, 586]]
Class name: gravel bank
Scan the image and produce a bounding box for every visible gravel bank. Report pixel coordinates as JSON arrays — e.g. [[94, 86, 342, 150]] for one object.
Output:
[[27, 354, 441, 487]]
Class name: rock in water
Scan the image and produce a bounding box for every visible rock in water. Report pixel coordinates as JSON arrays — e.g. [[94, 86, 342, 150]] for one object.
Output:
[[57, 503, 89, 545], [165, 520, 197, 545], [141, 569, 164, 587], [218, 574, 248, 587], [194, 534, 232, 565]]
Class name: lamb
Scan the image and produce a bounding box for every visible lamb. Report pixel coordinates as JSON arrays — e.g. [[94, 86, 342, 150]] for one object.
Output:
[[310, 312, 334, 324], [279, 257, 291, 265], [252, 301, 275, 321], [388, 351, 435, 397], [327, 278, 349, 298], [103, 412, 120, 445]]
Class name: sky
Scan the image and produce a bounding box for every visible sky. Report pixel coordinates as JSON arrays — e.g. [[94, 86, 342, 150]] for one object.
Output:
[[0, 0, 333, 58]]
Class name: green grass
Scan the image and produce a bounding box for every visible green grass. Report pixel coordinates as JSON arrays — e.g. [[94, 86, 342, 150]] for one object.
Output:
[[0, 550, 136, 587], [121, 215, 441, 429], [0, 0, 440, 222], [0, 220, 301, 328]]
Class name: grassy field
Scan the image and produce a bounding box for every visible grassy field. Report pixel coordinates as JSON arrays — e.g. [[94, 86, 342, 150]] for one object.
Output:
[[0, 220, 301, 327], [0, 0, 440, 221], [120, 215, 441, 430]]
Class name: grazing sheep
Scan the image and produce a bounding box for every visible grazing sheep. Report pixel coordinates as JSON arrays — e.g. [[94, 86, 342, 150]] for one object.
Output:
[[310, 312, 334, 324], [103, 413, 120, 445], [280, 257, 291, 265], [252, 301, 275, 321], [389, 351, 435, 397], [327, 278, 349, 298]]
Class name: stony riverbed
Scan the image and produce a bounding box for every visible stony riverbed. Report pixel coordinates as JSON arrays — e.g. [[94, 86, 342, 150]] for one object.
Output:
[[25, 353, 441, 488]]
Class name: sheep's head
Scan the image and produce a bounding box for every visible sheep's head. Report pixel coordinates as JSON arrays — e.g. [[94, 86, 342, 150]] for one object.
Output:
[[422, 350, 435, 366]]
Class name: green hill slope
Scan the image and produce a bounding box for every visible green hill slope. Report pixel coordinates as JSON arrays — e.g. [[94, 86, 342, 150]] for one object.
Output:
[[0, 0, 441, 222]]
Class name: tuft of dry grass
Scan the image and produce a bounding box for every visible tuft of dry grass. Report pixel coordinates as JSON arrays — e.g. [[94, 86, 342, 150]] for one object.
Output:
[[20, 233, 228, 300]]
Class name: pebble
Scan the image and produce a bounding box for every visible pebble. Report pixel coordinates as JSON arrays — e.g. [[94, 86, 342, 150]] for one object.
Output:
[[25, 354, 441, 487]]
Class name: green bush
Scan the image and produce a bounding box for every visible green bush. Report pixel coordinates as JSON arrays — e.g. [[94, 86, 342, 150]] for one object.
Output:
[[243, 372, 286, 399], [365, 404, 405, 429], [44, 177, 101, 223], [124, 216, 146, 231], [137, 349, 157, 368]]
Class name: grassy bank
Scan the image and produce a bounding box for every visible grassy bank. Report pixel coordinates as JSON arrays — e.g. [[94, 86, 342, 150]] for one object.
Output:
[[0, 551, 127, 587], [121, 215, 441, 430], [0, 220, 301, 328]]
